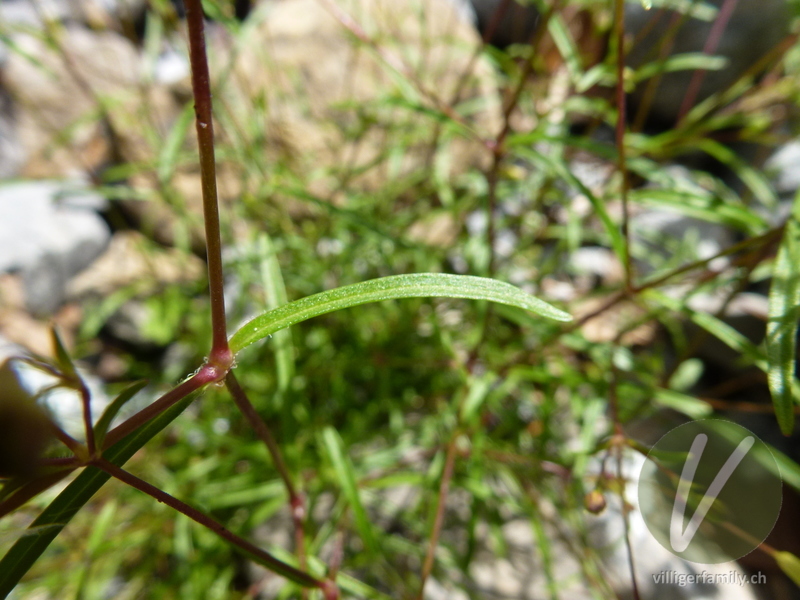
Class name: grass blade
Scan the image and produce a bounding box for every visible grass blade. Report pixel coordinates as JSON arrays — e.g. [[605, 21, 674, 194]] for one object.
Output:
[[157, 102, 194, 185], [766, 217, 800, 435], [50, 327, 78, 381], [229, 274, 571, 353], [775, 551, 800, 587], [256, 234, 294, 394], [653, 388, 713, 420], [0, 391, 198, 599], [93, 381, 148, 450], [321, 426, 378, 555], [644, 289, 765, 364]]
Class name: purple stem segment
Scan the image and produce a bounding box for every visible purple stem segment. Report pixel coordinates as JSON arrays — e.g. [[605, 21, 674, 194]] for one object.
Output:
[[93, 457, 327, 590], [183, 0, 231, 363]]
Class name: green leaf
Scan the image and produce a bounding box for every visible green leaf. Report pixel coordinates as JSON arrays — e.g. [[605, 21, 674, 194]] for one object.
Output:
[[644, 289, 765, 366], [775, 551, 800, 587], [768, 443, 800, 494], [50, 327, 78, 381], [229, 274, 571, 354], [460, 372, 499, 423], [766, 217, 800, 435], [628, 188, 767, 235], [535, 150, 628, 263], [0, 391, 198, 599], [94, 381, 148, 450], [0, 470, 74, 521], [157, 102, 194, 185], [0, 525, 64, 547], [256, 234, 294, 394], [321, 427, 378, 555], [632, 53, 727, 84], [697, 139, 778, 208], [547, 13, 583, 81], [267, 544, 393, 600], [653, 388, 713, 420]]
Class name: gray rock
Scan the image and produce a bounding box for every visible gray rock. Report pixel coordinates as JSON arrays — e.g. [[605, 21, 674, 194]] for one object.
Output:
[[4, 25, 143, 176], [0, 89, 24, 179], [0, 0, 146, 28], [765, 139, 800, 196], [0, 180, 110, 315], [230, 0, 501, 192]]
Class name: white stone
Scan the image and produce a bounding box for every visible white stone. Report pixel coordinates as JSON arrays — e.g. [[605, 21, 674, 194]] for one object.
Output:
[[0, 180, 110, 315]]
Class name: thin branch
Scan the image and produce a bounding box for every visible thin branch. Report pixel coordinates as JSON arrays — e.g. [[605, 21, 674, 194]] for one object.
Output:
[[225, 371, 307, 573], [225, 372, 301, 505], [317, 0, 489, 150], [79, 383, 95, 457], [416, 436, 459, 600], [0, 468, 76, 519], [677, 0, 738, 122], [102, 369, 215, 449], [614, 439, 641, 600], [50, 423, 84, 457], [613, 0, 633, 291], [93, 457, 326, 590], [536, 226, 783, 350]]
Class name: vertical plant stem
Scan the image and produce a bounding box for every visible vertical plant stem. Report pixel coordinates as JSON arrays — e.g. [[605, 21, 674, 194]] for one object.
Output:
[[79, 384, 96, 456], [613, 0, 633, 291], [184, 0, 230, 362], [92, 457, 326, 590], [615, 443, 641, 600], [416, 436, 459, 600]]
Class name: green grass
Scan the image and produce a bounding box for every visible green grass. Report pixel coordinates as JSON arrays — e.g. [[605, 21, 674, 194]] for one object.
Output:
[[2, 0, 800, 597]]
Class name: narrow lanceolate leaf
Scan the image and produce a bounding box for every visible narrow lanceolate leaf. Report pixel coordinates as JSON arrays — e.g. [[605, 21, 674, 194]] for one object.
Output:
[[0, 393, 198, 599], [229, 274, 571, 353], [50, 327, 78, 381], [157, 102, 194, 184], [321, 427, 378, 556], [775, 551, 800, 587], [93, 380, 148, 450], [653, 388, 712, 420], [766, 218, 800, 436], [256, 234, 294, 393]]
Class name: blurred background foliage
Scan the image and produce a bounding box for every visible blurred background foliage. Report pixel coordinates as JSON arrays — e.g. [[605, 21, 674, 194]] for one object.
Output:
[[3, 0, 800, 597]]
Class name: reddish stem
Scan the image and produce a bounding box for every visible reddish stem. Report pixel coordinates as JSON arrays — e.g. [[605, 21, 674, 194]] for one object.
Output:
[[50, 423, 84, 456], [184, 0, 231, 361], [613, 0, 632, 291], [79, 383, 96, 456], [225, 373, 298, 499], [677, 0, 739, 123], [102, 369, 216, 449], [93, 457, 325, 590], [416, 437, 459, 600]]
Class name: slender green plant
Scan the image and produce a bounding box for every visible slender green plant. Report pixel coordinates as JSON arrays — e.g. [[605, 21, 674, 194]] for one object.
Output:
[[0, 1, 570, 598], [3, 0, 800, 597]]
